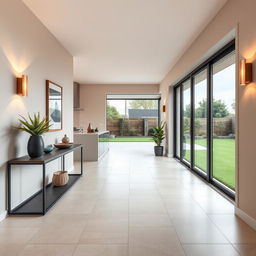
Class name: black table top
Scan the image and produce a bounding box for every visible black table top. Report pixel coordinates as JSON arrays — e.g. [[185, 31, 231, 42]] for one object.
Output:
[[8, 144, 82, 165]]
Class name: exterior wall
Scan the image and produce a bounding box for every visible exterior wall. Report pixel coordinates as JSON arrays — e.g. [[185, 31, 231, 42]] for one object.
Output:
[[159, 0, 256, 222], [0, 1, 73, 218], [75, 84, 159, 131]]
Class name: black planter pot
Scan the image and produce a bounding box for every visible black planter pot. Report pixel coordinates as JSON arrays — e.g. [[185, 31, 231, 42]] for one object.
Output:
[[27, 135, 44, 158], [154, 146, 163, 156]]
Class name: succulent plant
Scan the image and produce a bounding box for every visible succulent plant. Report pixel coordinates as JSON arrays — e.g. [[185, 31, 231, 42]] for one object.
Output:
[[15, 112, 52, 135]]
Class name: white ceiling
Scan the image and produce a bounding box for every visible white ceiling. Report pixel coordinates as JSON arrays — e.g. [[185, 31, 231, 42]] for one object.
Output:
[[23, 0, 228, 84]]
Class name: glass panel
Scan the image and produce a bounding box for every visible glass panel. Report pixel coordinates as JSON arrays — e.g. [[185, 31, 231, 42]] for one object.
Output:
[[175, 87, 180, 157], [212, 51, 236, 190], [106, 99, 158, 139], [182, 80, 191, 163], [193, 69, 207, 172]]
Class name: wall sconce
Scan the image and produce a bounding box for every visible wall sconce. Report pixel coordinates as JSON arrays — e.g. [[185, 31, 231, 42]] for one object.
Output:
[[240, 59, 252, 86], [162, 104, 166, 112], [17, 75, 28, 96]]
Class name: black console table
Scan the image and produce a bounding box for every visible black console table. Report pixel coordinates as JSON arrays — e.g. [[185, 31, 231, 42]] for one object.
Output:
[[7, 144, 83, 215]]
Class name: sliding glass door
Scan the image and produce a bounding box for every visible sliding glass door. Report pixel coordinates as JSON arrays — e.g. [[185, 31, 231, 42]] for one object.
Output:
[[212, 51, 236, 190], [175, 87, 181, 158], [193, 69, 207, 173], [182, 80, 191, 164], [173, 41, 236, 198]]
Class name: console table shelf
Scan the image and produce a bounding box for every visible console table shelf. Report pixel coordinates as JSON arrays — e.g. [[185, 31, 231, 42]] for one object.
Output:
[[8, 144, 83, 215]]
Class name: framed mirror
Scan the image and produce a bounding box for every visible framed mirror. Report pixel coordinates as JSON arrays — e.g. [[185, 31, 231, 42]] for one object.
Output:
[[46, 80, 63, 131]]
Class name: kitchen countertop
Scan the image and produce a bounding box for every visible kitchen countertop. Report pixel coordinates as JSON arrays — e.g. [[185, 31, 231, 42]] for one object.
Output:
[[74, 131, 109, 136]]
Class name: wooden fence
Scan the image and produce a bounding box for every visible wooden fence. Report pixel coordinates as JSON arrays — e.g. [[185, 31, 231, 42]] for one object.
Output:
[[107, 118, 158, 136]]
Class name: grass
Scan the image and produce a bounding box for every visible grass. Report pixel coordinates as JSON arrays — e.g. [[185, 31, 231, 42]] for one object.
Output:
[[184, 139, 235, 190], [109, 137, 153, 142]]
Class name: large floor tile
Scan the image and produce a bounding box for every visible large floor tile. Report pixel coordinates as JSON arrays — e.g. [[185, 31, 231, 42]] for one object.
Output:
[[193, 194, 234, 214], [175, 225, 229, 244], [79, 230, 128, 244], [0, 228, 39, 244], [19, 244, 76, 256], [29, 226, 84, 244], [129, 215, 172, 228], [85, 218, 128, 232], [129, 198, 167, 215], [73, 245, 128, 256], [209, 214, 256, 243], [0, 216, 44, 228], [182, 244, 239, 256], [129, 227, 185, 256], [0, 244, 25, 256], [49, 199, 96, 214]]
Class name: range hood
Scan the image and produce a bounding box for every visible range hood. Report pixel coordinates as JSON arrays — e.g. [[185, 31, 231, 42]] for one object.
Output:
[[73, 82, 84, 111]]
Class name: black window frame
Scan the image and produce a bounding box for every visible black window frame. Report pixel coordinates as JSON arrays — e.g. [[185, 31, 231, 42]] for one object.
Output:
[[173, 40, 236, 199]]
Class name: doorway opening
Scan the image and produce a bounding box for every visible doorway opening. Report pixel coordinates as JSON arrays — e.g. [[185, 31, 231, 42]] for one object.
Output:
[[106, 94, 161, 142]]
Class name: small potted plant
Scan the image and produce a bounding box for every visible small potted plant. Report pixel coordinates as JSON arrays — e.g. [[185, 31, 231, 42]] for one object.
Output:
[[151, 122, 165, 156], [15, 113, 51, 158]]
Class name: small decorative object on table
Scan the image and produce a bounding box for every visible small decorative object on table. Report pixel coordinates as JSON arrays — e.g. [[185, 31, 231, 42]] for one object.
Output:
[[52, 171, 69, 186], [62, 134, 70, 143], [151, 122, 165, 156], [44, 145, 54, 154], [54, 143, 74, 149], [95, 127, 98, 132], [87, 123, 95, 133], [14, 113, 52, 158]]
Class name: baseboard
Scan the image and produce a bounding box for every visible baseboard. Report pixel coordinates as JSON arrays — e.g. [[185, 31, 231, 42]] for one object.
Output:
[[167, 154, 173, 158], [0, 211, 7, 222], [235, 207, 256, 231]]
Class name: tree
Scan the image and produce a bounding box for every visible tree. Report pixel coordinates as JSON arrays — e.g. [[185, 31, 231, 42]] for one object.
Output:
[[184, 104, 191, 118], [193, 99, 230, 118], [106, 104, 121, 118], [129, 100, 157, 109]]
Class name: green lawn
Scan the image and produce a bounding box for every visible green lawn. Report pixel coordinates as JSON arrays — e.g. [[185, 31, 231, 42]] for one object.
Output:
[[184, 139, 235, 190], [109, 137, 153, 142]]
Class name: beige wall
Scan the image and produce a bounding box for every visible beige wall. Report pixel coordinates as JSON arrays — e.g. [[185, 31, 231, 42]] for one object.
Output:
[[160, 0, 256, 222], [0, 1, 73, 217], [75, 84, 159, 131]]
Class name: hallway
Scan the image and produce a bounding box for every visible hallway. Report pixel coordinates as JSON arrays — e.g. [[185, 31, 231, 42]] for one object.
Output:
[[1, 142, 256, 255]]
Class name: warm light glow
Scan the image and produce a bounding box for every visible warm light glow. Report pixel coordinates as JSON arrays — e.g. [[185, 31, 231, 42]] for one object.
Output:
[[17, 75, 28, 96], [240, 59, 246, 86], [6, 95, 26, 116], [240, 59, 252, 86]]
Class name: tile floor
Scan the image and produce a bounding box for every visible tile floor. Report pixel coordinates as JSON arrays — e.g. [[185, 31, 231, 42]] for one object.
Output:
[[1, 142, 256, 255]]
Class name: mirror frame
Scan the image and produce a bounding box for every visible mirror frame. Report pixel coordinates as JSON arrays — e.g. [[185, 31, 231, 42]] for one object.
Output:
[[46, 80, 63, 132]]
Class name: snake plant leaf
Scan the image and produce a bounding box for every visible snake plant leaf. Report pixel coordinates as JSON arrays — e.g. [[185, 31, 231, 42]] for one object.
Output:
[[14, 112, 51, 135]]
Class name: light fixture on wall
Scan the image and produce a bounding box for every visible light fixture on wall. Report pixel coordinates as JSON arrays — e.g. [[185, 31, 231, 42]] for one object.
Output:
[[240, 59, 252, 86], [17, 75, 28, 96], [162, 104, 166, 112]]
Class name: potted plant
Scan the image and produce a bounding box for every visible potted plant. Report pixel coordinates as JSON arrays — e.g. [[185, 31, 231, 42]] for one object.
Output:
[[15, 113, 51, 158], [151, 122, 165, 156]]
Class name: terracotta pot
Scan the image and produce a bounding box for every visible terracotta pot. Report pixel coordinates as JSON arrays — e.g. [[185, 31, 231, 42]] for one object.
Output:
[[52, 171, 69, 186]]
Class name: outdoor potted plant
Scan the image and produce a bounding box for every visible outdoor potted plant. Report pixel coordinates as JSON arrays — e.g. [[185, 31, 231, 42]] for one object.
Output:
[[151, 122, 165, 156], [15, 113, 51, 158]]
